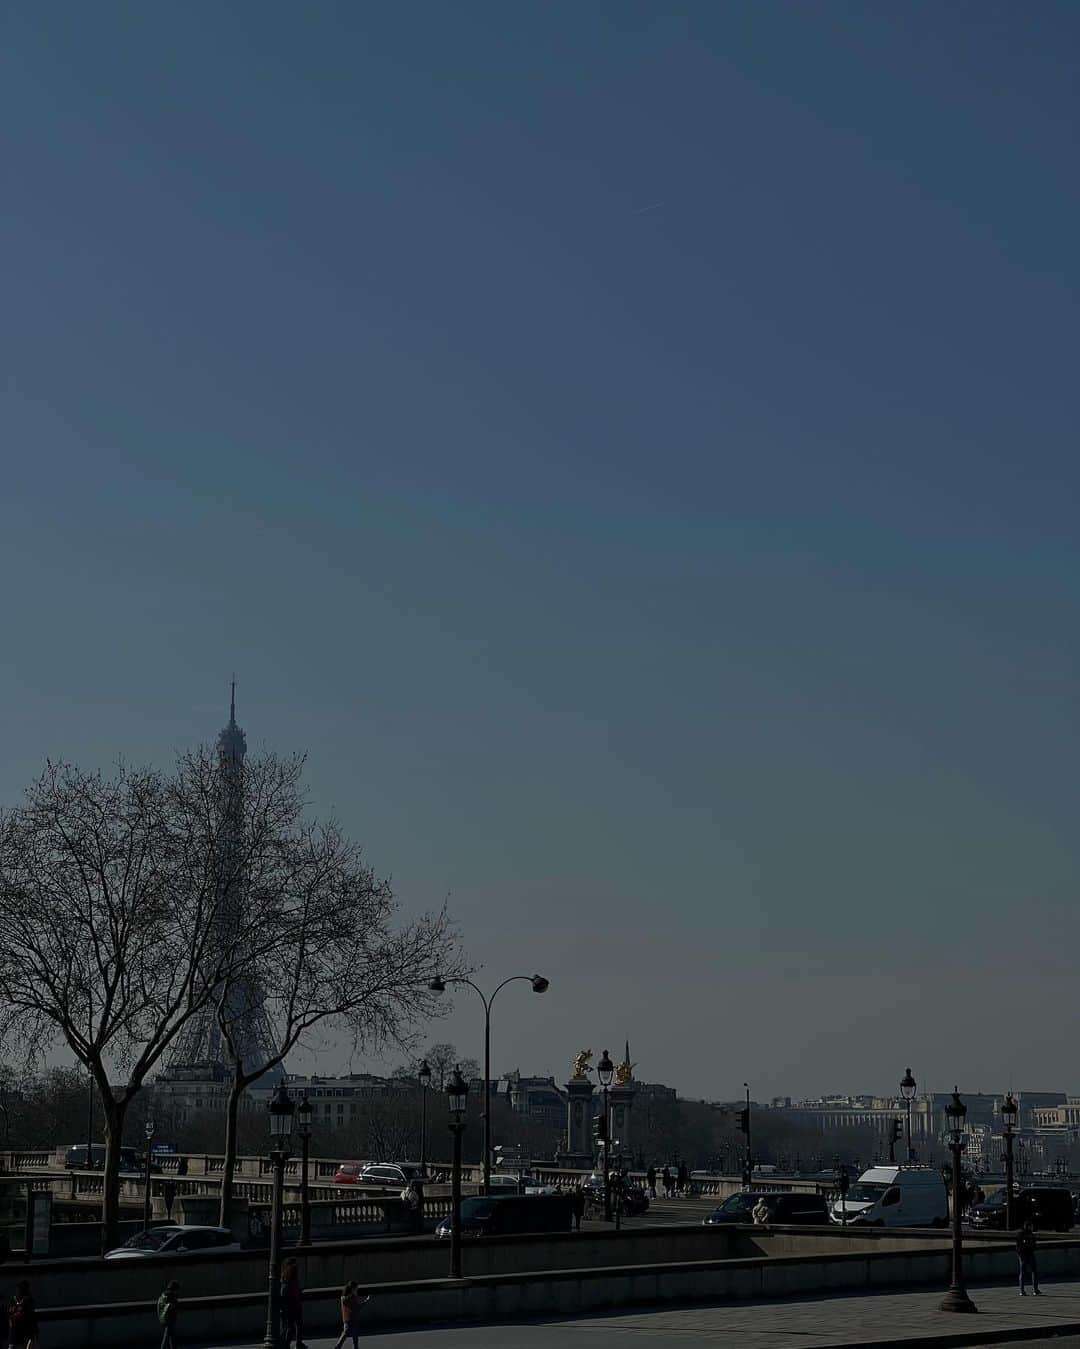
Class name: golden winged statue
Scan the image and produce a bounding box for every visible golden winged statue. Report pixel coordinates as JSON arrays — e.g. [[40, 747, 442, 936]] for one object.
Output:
[[614, 1055, 637, 1085], [571, 1049, 593, 1080]]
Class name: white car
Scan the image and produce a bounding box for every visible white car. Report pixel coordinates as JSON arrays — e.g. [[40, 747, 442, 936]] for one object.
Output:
[[105, 1225, 241, 1259], [357, 1162, 425, 1187]]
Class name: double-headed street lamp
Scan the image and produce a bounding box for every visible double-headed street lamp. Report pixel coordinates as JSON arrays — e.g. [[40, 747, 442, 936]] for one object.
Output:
[[598, 1049, 614, 1222], [298, 1092, 313, 1246], [263, 1084, 295, 1349], [1001, 1091, 1019, 1231], [418, 1059, 432, 1177], [142, 1119, 156, 1231], [940, 1089, 977, 1314], [899, 1068, 917, 1162], [446, 1066, 469, 1280], [429, 973, 550, 1195]]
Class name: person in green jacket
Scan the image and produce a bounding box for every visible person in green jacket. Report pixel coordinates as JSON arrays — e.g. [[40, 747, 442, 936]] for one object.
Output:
[[157, 1280, 181, 1348]]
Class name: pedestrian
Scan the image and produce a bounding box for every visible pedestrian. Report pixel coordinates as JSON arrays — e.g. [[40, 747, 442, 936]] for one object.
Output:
[[677, 1162, 689, 1196], [570, 1187, 585, 1231], [646, 1165, 657, 1199], [157, 1280, 180, 1349], [331, 1281, 372, 1349], [9, 1281, 40, 1349], [752, 1197, 772, 1225], [1017, 1221, 1040, 1296], [176, 1156, 188, 1177], [661, 1166, 672, 1199], [280, 1256, 307, 1348], [399, 1179, 423, 1235], [162, 1179, 178, 1220]]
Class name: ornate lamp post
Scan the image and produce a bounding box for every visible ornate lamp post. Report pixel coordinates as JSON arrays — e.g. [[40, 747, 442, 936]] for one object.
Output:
[[940, 1089, 977, 1314], [263, 1084, 295, 1349], [1001, 1091, 1018, 1231], [446, 1066, 469, 1279], [899, 1068, 917, 1162], [429, 973, 549, 1194], [834, 1157, 850, 1226], [597, 1049, 614, 1221], [297, 1092, 313, 1246], [142, 1119, 156, 1231], [418, 1059, 432, 1176]]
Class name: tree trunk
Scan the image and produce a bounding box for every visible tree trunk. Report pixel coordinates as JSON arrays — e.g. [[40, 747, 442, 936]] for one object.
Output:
[[100, 1095, 128, 1253], [219, 1070, 245, 1227]]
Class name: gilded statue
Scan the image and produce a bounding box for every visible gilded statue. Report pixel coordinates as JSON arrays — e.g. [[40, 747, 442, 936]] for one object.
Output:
[[571, 1049, 593, 1080], [614, 1055, 637, 1085]]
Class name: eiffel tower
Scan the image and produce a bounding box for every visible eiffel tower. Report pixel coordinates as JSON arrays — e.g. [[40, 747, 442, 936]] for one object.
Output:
[[160, 687, 282, 1084]]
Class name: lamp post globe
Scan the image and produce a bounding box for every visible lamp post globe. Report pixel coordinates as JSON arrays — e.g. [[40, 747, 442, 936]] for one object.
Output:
[[899, 1068, 917, 1162], [940, 1088, 977, 1314]]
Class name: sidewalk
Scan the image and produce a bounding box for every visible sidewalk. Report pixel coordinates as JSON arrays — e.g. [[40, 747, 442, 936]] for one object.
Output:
[[198, 1277, 1080, 1347]]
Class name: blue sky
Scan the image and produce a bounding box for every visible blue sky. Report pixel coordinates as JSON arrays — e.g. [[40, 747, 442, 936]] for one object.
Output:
[[3, 2, 1078, 1100]]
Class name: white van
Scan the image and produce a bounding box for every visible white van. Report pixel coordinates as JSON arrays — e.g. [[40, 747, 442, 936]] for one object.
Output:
[[829, 1165, 948, 1228]]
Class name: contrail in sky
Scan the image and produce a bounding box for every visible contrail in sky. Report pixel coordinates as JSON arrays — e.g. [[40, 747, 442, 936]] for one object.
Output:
[[633, 201, 663, 214]]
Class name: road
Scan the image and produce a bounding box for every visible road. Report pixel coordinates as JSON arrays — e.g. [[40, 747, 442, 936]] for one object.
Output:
[[199, 1279, 1080, 1348]]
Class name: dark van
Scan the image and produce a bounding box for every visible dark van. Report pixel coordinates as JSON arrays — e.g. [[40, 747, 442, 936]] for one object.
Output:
[[436, 1193, 572, 1238], [970, 1187, 1074, 1233]]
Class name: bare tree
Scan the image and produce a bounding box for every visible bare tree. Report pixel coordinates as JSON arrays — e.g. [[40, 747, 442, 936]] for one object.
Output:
[[0, 756, 318, 1248], [392, 1043, 480, 1090], [200, 742, 462, 1223]]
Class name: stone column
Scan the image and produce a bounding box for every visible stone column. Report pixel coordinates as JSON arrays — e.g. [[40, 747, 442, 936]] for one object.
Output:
[[609, 1085, 636, 1162], [557, 1079, 596, 1169]]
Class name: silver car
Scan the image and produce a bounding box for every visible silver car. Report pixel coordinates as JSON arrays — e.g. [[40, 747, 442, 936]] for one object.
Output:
[[105, 1225, 240, 1259]]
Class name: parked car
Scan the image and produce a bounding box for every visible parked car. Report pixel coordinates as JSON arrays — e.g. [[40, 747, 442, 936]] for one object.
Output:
[[333, 1162, 373, 1184], [969, 1187, 1074, 1233], [357, 1162, 425, 1187], [105, 1225, 241, 1259], [435, 1193, 573, 1239], [829, 1166, 948, 1228], [703, 1191, 775, 1224]]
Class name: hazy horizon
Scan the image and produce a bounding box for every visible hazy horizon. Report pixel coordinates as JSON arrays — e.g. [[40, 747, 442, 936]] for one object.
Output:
[[4, 2, 1077, 1102]]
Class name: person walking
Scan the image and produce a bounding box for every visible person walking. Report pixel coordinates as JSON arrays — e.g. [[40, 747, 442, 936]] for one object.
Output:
[[570, 1186, 585, 1232], [676, 1162, 689, 1197], [331, 1281, 372, 1349], [399, 1180, 423, 1235], [661, 1166, 672, 1199], [646, 1165, 657, 1200], [1017, 1221, 1040, 1296], [162, 1179, 178, 1220], [752, 1197, 772, 1225], [280, 1256, 307, 1348], [157, 1280, 180, 1349], [8, 1281, 40, 1349]]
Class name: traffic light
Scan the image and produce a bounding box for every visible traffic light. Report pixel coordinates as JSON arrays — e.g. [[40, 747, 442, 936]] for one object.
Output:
[[891, 1119, 903, 1145], [737, 1108, 750, 1135], [593, 1113, 608, 1143]]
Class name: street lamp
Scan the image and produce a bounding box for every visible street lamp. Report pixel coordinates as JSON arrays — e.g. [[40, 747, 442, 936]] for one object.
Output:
[[297, 1092, 313, 1246], [940, 1088, 977, 1314], [597, 1049, 614, 1222], [142, 1119, 156, 1231], [446, 1066, 469, 1280], [428, 972, 550, 1194], [418, 1059, 432, 1177], [899, 1068, 917, 1162], [263, 1084, 295, 1349], [1001, 1091, 1018, 1231]]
